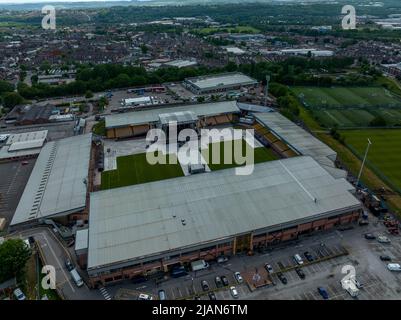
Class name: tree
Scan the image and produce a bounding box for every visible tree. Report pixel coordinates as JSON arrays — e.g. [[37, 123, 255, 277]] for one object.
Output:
[[0, 80, 14, 94], [2, 92, 24, 108], [140, 44, 148, 54], [370, 116, 386, 127], [0, 239, 31, 282], [85, 90, 94, 99]]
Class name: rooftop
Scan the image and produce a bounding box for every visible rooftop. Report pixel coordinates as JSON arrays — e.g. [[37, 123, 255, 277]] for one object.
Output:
[[105, 101, 239, 128], [185, 72, 257, 91], [6, 130, 48, 145], [10, 134, 92, 226], [87, 156, 360, 270]]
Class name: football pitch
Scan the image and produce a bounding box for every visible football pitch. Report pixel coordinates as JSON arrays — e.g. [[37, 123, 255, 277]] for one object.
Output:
[[101, 152, 184, 190], [292, 86, 401, 128], [341, 129, 401, 191]]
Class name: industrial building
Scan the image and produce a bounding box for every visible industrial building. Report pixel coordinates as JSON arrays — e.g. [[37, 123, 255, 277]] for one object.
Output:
[[5, 104, 56, 125], [183, 72, 258, 95], [9, 134, 93, 229], [105, 101, 240, 139], [86, 156, 361, 287], [0, 130, 48, 162]]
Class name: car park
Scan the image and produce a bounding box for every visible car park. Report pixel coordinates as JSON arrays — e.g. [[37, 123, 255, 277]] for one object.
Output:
[[378, 236, 391, 243], [201, 280, 210, 291], [13, 288, 26, 300], [364, 233, 376, 240], [277, 272, 288, 284], [221, 276, 229, 287], [230, 286, 239, 298], [294, 254, 304, 265], [304, 251, 314, 262], [318, 287, 329, 300], [158, 290, 167, 300], [208, 292, 217, 300], [264, 264, 274, 274], [215, 276, 223, 288], [234, 272, 243, 284], [295, 267, 305, 279], [380, 255, 392, 261]]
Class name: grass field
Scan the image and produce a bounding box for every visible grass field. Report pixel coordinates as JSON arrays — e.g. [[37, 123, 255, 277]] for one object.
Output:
[[341, 129, 401, 191], [195, 25, 260, 35], [202, 139, 278, 171], [101, 152, 184, 190], [292, 86, 401, 128]]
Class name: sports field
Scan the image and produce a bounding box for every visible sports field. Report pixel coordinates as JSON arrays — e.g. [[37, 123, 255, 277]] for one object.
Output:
[[101, 152, 184, 190], [202, 139, 278, 171], [341, 129, 401, 191], [292, 86, 401, 128]]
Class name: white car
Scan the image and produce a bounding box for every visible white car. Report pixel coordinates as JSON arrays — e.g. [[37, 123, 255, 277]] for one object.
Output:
[[13, 288, 26, 300], [234, 272, 243, 284], [264, 264, 274, 274], [230, 286, 239, 298], [138, 293, 153, 300], [378, 236, 391, 243], [387, 263, 401, 271], [294, 254, 304, 265]]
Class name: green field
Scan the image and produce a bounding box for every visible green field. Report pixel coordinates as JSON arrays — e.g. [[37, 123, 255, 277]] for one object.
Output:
[[341, 129, 401, 191], [202, 139, 278, 171], [101, 152, 184, 190], [195, 25, 260, 35], [292, 86, 401, 128]]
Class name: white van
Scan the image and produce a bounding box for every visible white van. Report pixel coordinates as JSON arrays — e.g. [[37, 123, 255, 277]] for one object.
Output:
[[294, 254, 304, 265], [70, 268, 84, 287], [387, 263, 401, 271]]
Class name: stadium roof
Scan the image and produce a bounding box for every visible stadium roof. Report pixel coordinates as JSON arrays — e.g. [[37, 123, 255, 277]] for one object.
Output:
[[105, 101, 239, 128], [6, 130, 48, 145], [255, 112, 338, 167], [8, 139, 45, 152], [159, 111, 198, 125], [87, 156, 360, 270], [185, 72, 257, 91], [11, 134, 92, 226]]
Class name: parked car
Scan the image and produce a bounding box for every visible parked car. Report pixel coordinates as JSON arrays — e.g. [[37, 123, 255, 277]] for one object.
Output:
[[65, 259, 74, 271], [194, 295, 201, 300], [208, 292, 217, 300], [364, 233, 376, 240], [277, 272, 287, 284], [201, 280, 210, 291], [138, 293, 153, 300], [387, 263, 401, 271], [359, 220, 369, 226], [221, 276, 229, 286], [21, 161, 29, 166], [304, 251, 314, 262], [378, 236, 391, 243], [217, 256, 229, 263], [215, 276, 223, 288], [264, 264, 274, 274], [293, 254, 304, 265], [234, 272, 243, 284], [13, 288, 26, 301], [318, 287, 329, 300], [230, 286, 239, 298], [295, 267, 305, 279], [158, 290, 166, 300], [380, 255, 392, 261]]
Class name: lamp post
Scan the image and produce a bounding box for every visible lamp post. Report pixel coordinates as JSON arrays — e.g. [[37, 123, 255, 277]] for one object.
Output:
[[356, 138, 372, 187]]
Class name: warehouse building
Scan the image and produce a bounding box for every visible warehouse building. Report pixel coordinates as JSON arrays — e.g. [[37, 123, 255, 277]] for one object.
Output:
[[86, 156, 361, 287], [183, 72, 258, 95], [105, 101, 240, 139], [9, 134, 93, 230]]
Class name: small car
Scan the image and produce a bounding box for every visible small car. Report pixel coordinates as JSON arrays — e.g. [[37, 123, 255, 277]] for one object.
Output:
[[230, 286, 239, 298], [294, 254, 304, 265], [201, 280, 209, 291], [221, 276, 229, 287], [215, 276, 223, 288], [194, 295, 201, 300], [387, 263, 401, 271], [138, 293, 153, 300], [13, 288, 26, 300], [234, 272, 243, 284], [359, 220, 369, 226], [217, 256, 229, 263], [304, 251, 314, 262], [65, 259, 74, 272], [318, 287, 329, 300], [208, 292, 217, 300], [295, 267, 305, 279], [378, 236, 391, 243], [277, 272, 287, 284], [21, 161, 29, 166], [380, 255, 392, 261], [264, 264, 274, 274], [158, 289, 167, 300], [364, 233, 376, 240]]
